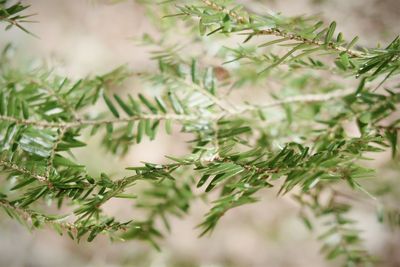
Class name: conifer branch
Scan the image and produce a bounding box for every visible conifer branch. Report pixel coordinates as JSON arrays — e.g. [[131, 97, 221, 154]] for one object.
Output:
[[0, 113, 205, 129], [200, 0, 247, 24], [31, 79, 81, 120], [0, 1, 36, 36], [0, 159, 49, 185], [255, 29, 364, 58], [173, 74, 237, 113], [0, 198, 77, 230], [0, 198, 130, 239], [46, 127, 67, 177], [200, 0, 364, 58], [0, 1, 399, 263], [0, 88, 354, 128]]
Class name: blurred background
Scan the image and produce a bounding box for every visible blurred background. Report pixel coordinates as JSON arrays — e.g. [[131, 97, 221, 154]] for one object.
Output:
[[0, 0, 399, 266]]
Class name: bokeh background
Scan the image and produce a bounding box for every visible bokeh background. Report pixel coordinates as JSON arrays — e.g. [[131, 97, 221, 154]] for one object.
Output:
[[0, 0, 399, 266]]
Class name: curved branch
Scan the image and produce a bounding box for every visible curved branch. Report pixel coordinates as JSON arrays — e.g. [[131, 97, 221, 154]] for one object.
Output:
[[0, 198, 77, 231], [0, 199, 129, 235], [255, 29, 364, 58], [200, 0, 364, 58]]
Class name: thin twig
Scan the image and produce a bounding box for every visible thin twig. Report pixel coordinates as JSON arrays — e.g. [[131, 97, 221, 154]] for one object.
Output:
[[200, 0, 364, 58], [255, 29, 364, 58], [0, 113, 204, 129], [31, 79, 81, 120], [165, 73, 237, 113], [0, 198, 77, 231], [376, 125, 400, 131], [0, 159, 50, 185], [46, 127, 67, 177], [236, 88, 354, 113], [0, 199, 129, 234], [0, 89, 353, 128]]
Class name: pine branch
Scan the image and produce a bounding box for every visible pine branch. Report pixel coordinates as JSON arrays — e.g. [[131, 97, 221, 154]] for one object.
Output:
[[199, 0, 364, 57], [0, 1, 36, 35], [0, 159, 50, 185], [295, 188, 376, 266], [46, 127, 67, 177], [0, 89, 354, 128], [255, 29, 364, 58], [0, 113, 204, 129], [172, 73, 237, 113], [30, 79, 81, 120], [0, 1, 399, 262], [0, 198, 77, 231], [0, 198, 130, 241]]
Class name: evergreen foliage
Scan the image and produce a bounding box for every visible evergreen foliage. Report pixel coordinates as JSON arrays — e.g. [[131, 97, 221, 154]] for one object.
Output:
[[1, 1, 399, 266]]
